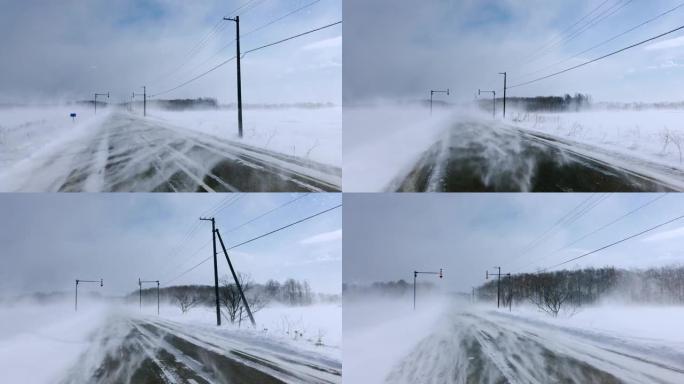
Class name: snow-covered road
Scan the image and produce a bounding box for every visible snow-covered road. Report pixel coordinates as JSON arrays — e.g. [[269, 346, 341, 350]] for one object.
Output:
[[0, 111, 341, 192], [386, 309, 684, 384], [62, 314, 342, 384], [392, 121, 683, 192]]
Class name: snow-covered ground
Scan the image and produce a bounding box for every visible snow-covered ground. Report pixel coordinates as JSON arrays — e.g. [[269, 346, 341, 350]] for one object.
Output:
[[344, 104, 684, 191], [0, 105, 108, 169], [500, 302, 684, 345], [344, 296, 684, 383], [0, 301, 110, 384], [148, 106, 341, 167], [343, 105, 455, 191], [343, 296, 449, 384], [509, 108, 684, 175], [0, 299, 340, 383], [159, 302, 342, 356]]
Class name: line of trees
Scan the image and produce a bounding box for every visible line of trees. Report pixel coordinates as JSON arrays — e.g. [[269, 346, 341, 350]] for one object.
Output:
[[479, 93, 592, 112], [130, 276, 337, 321], [343, 279, 436, 298], [476, 266, 684, 316]]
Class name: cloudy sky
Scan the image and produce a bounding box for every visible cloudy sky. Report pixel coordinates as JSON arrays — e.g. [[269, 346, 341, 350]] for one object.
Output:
[[344, 193, 684, 293], [344, 0, 684, 103], [0, 0, 341, 104], [0, 193, 341, 297]]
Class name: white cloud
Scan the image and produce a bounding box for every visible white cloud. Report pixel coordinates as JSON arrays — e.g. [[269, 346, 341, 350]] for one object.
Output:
[[641, 225, 684, 242], [301, 36, 342, 51], [300, 229, 342, 245], [645, 36, 684, 51]]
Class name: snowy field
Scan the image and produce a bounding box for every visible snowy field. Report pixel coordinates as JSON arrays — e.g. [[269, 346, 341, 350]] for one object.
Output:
[[148, 106, 341, 167], [0, 299, 340, 383], [158, 302, 342, 355], [0, 105, 106, 170], [509, 108, 684, 176]]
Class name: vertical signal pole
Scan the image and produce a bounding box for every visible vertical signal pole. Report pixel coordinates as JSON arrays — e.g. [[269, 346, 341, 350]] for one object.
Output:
[[429, 89, 450, 116], [499, 72, 507, 118], [140, 279, 160, 315], [138, 278, 142, 309], [486, 268, 510, 309], [478, 89, 496, 118], [74, 278, 103, 312], [413, 268, 443, 310], [200, 217, 221, 326], [224, 16, 243, 138], [142, 86, 147, 117], [94, 92, 109, 115]]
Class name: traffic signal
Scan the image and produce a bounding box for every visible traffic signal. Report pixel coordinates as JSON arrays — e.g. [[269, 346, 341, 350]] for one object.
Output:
[[439, 268, 443, 278]]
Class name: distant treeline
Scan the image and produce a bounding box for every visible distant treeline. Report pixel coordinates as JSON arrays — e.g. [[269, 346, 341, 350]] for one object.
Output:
[[343, 279, 436, 298], [479, 93, 592, 112], [130, 278, 339, 307], [477, 266, 684, 311]]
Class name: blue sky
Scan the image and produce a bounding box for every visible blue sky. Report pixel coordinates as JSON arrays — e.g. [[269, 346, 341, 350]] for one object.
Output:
[[0, 0, 341, 104], [344, 0, 684, 103], [0, 193, 342, 296], [344, 193, 684, 293]]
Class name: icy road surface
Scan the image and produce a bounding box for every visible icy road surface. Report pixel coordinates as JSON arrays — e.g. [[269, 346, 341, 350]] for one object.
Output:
[[392, 121, 684, 192], [386, 309, 684, 384], [62, 314, 342, 384], [0, 111, 341, 192]]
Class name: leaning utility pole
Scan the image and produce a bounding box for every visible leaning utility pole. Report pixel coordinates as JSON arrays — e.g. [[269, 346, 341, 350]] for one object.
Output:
[[224, 16, 243, 138], [215, 228, 256, 327], [139, 278, 160, 315], [413, 268, 443, 310], [498, 72, 507, 118], [75, 278, 103, 312], [429, 89, 450, 115], [478, 89, 496, 118], [94, 92, 109, 115], [200, 217, 221, 326]]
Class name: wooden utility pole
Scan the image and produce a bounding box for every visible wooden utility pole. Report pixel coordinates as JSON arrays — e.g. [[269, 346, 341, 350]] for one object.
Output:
[[224, 16, 243, 138]]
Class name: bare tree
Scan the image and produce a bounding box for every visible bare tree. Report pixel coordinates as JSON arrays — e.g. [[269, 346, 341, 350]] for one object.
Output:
[[220, 273, 266, 326], [173, 292, 199, 314], [529, 275, 572, 317]]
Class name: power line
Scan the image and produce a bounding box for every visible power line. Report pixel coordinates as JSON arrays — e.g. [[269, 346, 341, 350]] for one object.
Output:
[[542, 212, 684, 271], [539, 0, 634, 60], [243, 20, 341, 55], [509, 23, 684, 89], [515, 193, 667, 273], [224, 193, 310, 234], [242, 0, 322, 38], [507, 194, 597, 265], [516, 0, 613, 67], [181, 0, 324, 83], [163, 203, 341, 286], [519, 1, 684, 80], [227, 203, 341, 250], [150, 20, 341, 98]]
